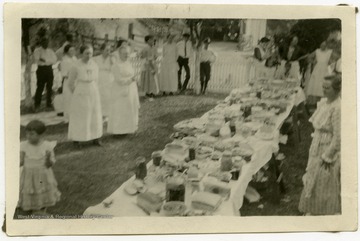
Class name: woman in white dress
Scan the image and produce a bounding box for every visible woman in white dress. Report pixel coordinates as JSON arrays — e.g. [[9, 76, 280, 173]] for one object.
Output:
[[60, 44, 77, 121], [94, 43, 115, 119], [158, 34, 178, 95], [305, 41, 333, 105], [108, 46, 140, 135], [68, 45, 103, 146]]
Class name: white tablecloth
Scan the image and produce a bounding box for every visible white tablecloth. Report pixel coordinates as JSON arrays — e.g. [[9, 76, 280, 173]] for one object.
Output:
[[83, 93, 296, 217]]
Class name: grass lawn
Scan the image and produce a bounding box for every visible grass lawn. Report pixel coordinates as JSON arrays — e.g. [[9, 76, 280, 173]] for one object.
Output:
[[17, 92, 311, 217]]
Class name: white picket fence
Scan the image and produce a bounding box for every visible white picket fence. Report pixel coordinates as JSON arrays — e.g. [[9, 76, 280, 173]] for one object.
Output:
[[21, 54, 256, 100]]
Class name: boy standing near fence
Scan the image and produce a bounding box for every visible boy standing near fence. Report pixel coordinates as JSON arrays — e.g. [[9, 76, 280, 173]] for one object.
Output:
[[199, 38, 216, 95]]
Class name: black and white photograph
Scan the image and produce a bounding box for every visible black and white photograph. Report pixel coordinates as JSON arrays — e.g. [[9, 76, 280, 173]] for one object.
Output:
[[3, 3, 357, 236]]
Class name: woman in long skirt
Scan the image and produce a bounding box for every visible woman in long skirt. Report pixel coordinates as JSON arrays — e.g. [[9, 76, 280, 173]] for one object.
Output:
[[140, 35, 159, 98], [68, 45, 103, 146], [299, 75, 341, 215], [108, 46, 140, 135], [158, 34, 178, 95], [305, 41, 333, 105], [94, 43, 115, 119]]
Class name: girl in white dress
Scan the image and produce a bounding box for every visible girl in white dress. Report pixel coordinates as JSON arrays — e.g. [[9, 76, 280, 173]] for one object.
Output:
[[68, 45, 103, 146], [94, 43, 115, 118], [60, 44, 77, 121], [18, 120, 61, 215], [108, 46, 140, 135], [305, 41, 333, 104]]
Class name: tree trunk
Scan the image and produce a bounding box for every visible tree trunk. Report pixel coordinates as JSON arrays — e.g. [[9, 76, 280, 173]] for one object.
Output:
[[23, 47, 34, 110], [193, 49, 201, 95]]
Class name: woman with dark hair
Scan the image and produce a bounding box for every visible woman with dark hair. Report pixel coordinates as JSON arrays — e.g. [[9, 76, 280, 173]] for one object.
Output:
[[94, 43, 115, 119], [299, 75, 341, 215], [253, 37, 273, 78], [254, 37, 271, 63], [68, 45, 103, 146], [140, 35, 159, 98], [59, 44, 77, 120], [278, 36, 308, 79]]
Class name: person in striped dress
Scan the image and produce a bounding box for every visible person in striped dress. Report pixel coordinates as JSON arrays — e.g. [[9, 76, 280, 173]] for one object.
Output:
[[298, 75, 341, 215]]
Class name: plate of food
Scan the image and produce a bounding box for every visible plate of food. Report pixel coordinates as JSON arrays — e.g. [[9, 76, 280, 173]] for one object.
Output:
[[124, 179, 147, 195], [162, 201, 187, 216], [255, 131, 274, 140]]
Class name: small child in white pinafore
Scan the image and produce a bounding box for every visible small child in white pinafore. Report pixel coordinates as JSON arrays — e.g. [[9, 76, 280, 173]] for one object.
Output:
[[18, 120, 61, 215]]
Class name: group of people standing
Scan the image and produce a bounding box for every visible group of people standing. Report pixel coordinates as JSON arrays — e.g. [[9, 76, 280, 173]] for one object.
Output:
[[140, 33, 216, 97], [32, 32, 217, 146], [253, 35, 341, 108], [254, 34, 342, 215], [33, 34, 140, 146]]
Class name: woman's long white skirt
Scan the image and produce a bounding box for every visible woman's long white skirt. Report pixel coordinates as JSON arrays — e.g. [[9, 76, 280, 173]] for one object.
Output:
[[68, 82, 103, 141], [107, 81, 140, 134]]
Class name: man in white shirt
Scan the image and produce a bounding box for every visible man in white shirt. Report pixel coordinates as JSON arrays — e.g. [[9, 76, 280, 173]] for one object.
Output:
[[33, 37, 57, 111], [199, 38, 216, 95], [176, 33, 192, 93]]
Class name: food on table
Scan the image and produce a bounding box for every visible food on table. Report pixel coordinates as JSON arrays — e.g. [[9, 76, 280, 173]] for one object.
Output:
[[166, 176, 186, 202], [203, 176, 232, 197], [163, 141, 189, 163], [137, 192, 164, 215], [162, 201, 187, 216], [220, 150, 233, 172], [251, 106, 263, 113], [208, 171, 232, 183], [232, 143, 254, 162], [231, 134, 247, 146], [198, 134, 217, 147], [135, 157, 147, 180], [124, 182, 138, 195], [151, 150, 163, 166], [205, 122, 222, 137], [219, 123, 231, 139], [187, 164, 201, 180], [214, 141, 226, 152], [255, 130, 274, 140], [174, 118, 206, 135], [191, 191, 223, 212], [243, 121, 263, 132], [210, 151, 222, 161], [181, 136, 198, 147], [196, 146, 214, 160], [222, 138, 235, 149]]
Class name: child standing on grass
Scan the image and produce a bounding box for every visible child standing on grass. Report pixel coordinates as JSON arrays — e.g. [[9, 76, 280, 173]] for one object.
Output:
[[18, 120, 61, 215]]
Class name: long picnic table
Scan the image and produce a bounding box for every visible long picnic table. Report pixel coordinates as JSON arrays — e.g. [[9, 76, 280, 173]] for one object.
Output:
[[84, 85, 304, 217]]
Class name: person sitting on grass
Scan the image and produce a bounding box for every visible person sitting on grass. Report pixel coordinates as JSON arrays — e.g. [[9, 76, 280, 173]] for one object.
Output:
[[18, 120, 61, 216]]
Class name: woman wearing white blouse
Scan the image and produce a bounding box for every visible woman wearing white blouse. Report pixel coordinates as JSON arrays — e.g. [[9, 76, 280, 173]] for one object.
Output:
[[68, 45, 103, 146], [108, 46, 140, 135]]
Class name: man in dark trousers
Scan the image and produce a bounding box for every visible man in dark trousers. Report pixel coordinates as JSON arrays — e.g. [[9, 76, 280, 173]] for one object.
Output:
[[33, 37, 57, 112], [176, 33, 192, 93], [199, 38, 216, 95]]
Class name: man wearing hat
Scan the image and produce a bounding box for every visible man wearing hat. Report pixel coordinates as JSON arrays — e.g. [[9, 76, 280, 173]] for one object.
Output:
[[176, 33, 193, 93]]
